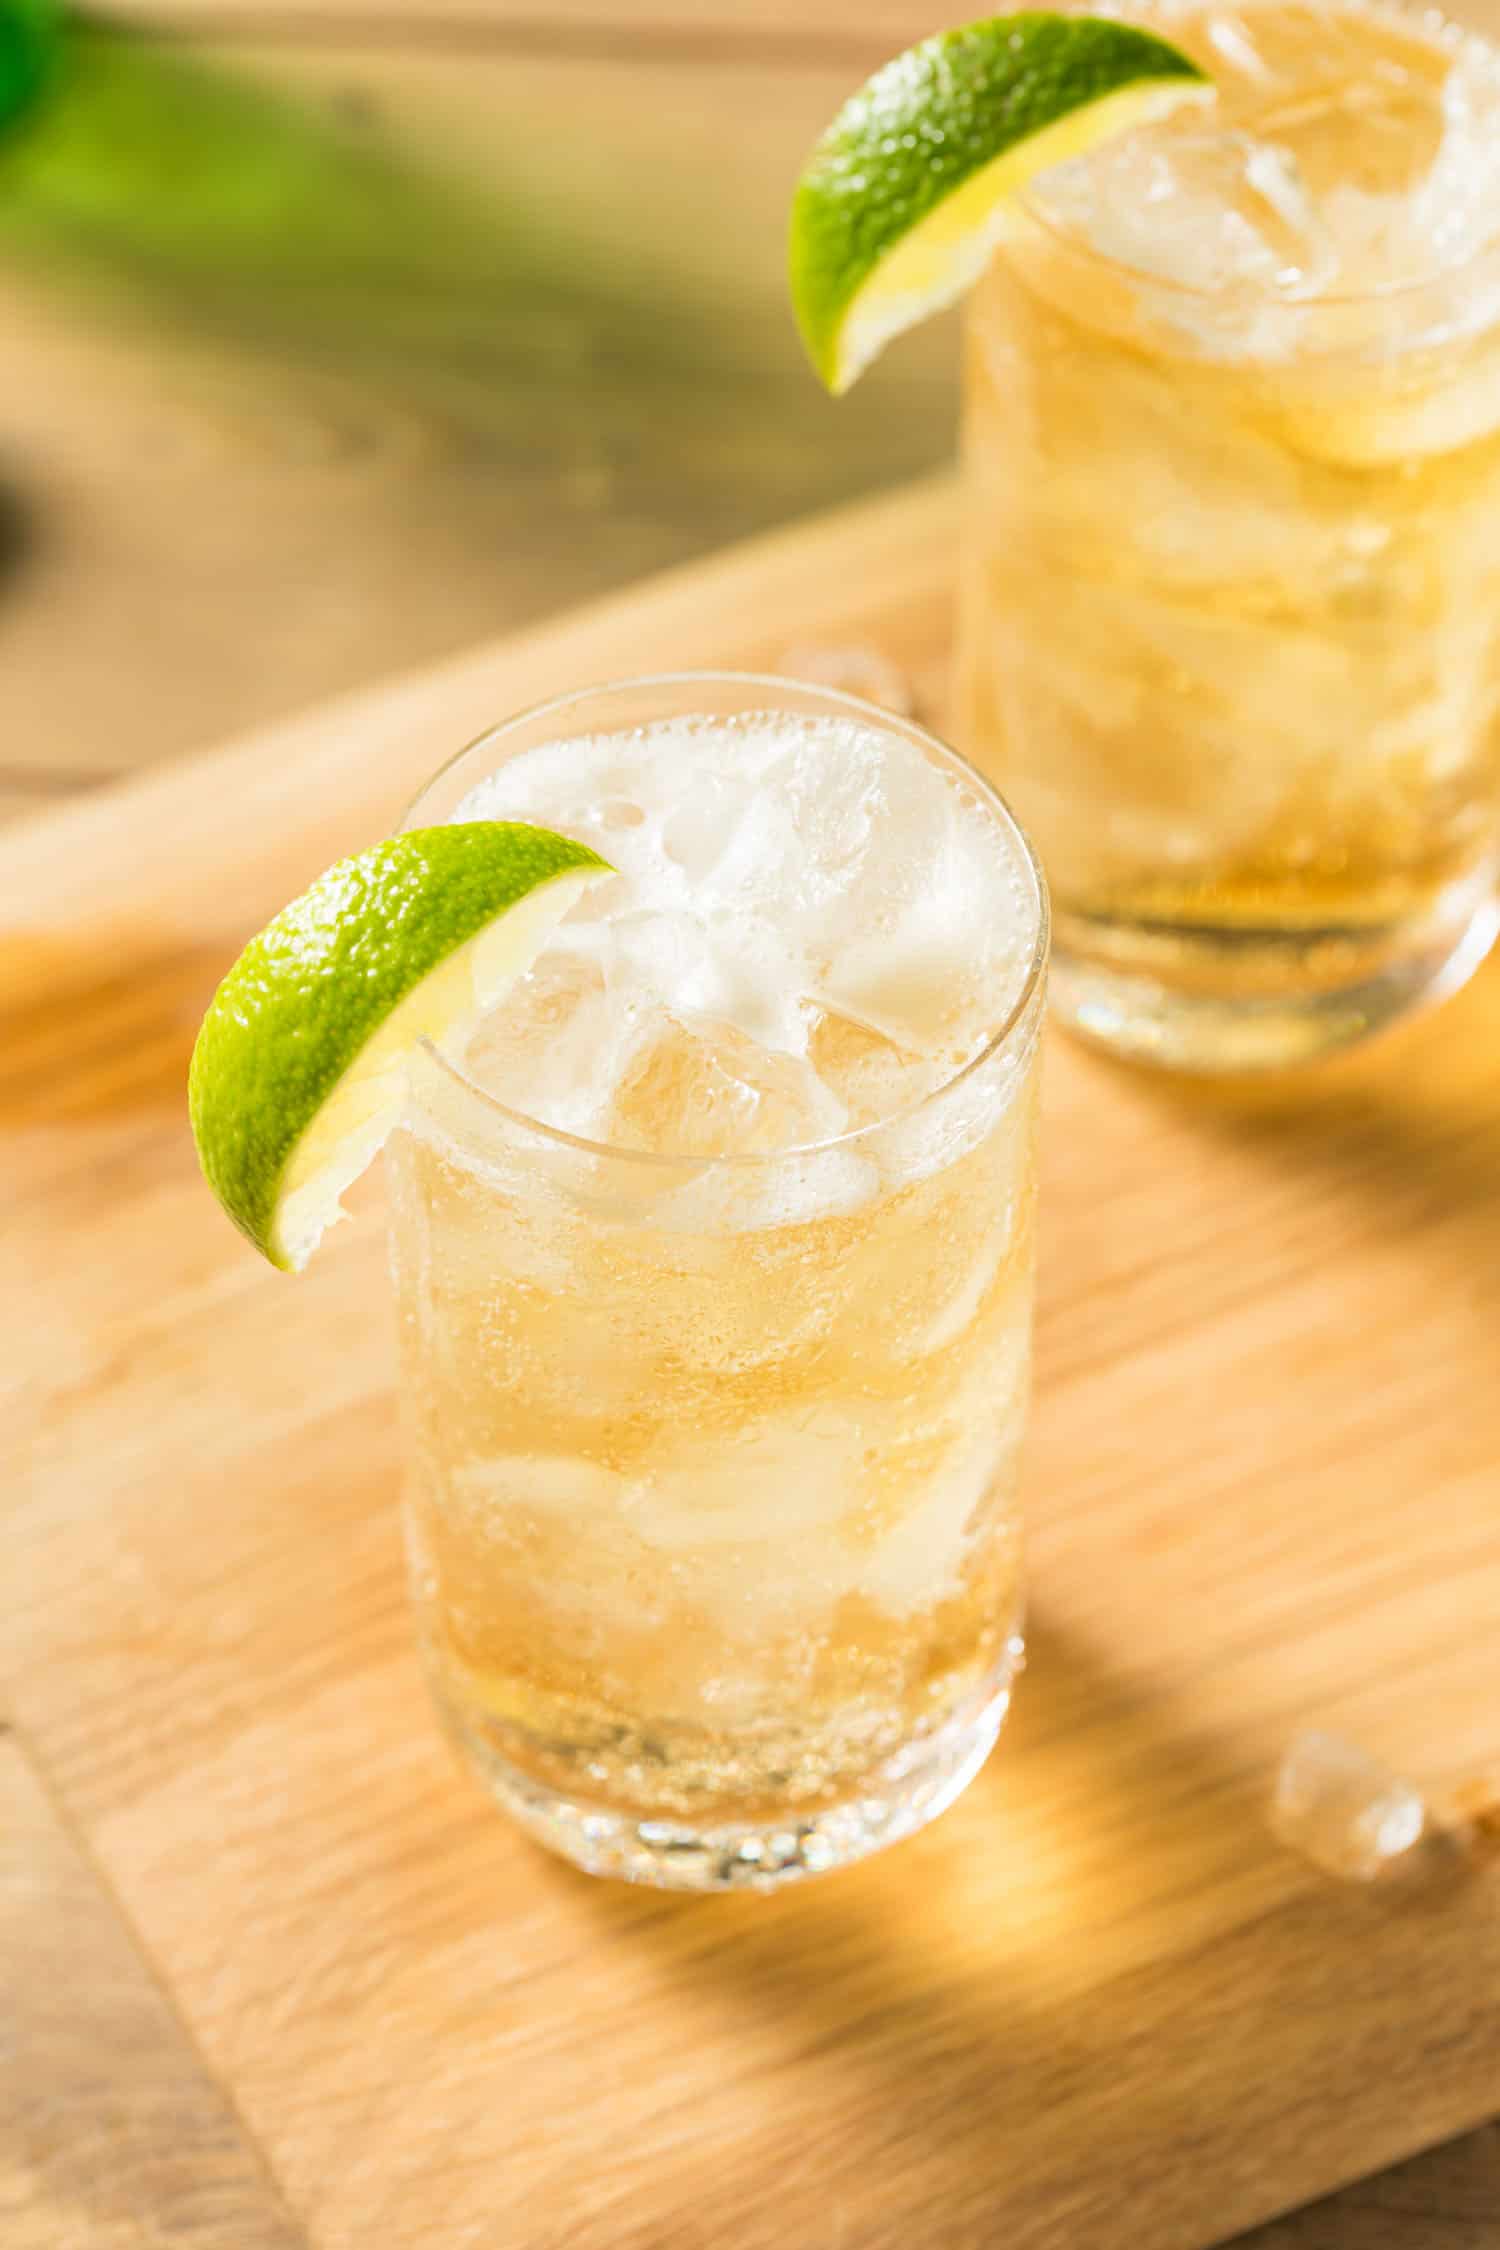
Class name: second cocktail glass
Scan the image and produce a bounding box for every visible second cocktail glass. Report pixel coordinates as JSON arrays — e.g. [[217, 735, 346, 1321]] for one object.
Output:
[[958, 0, 1500, 1069]]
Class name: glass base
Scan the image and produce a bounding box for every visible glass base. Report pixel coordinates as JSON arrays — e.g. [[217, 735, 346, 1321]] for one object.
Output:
[[441, 1642, 1023, 1892], [1050, 885, 1500, 1073]]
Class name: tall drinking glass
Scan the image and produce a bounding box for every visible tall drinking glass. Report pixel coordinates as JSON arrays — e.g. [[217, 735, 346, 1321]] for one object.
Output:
[[385, 675, 1047, 1889], [958, 0, 1500, 1069]]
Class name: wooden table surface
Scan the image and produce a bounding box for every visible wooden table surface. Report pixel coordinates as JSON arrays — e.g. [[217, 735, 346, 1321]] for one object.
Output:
[[3, 5, 1497, 2243]]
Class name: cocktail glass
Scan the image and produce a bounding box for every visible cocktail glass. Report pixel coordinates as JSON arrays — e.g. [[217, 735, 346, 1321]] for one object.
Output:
[[957, 0, 1500, 1068], [386, 673, 1048, 1888]]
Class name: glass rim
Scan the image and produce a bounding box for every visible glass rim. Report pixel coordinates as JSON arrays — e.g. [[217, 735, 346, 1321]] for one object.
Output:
[[1010, 0, 1500, 315], [396, 669, 1050, 1175]]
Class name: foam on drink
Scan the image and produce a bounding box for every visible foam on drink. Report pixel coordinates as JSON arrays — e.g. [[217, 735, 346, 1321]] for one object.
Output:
[[450, 712, 1037, 1213]]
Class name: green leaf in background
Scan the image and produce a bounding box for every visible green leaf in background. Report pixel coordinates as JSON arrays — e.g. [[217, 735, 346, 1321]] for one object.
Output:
[[0, 0, 62, 138], [0, 15, 952, 540]]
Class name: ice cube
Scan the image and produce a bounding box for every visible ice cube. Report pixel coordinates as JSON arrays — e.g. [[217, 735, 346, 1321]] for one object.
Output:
[[605, 1010, 845, 1160], [851, 1417, 1018, 1615], [677, 784, 802, 912], [453, 1452, 627, 1525], [700, 910, 814, 1055], [602, 910, 730, 1023], [805, 733, 1025, 1064], [626, 1405, 874, 1548], [653, 1143, 881, 1234], [912, 1225, 1018, 1357], [595, 902, 810, 1058], [1203, 0, 1439, 115], [660, 772, 742, 884], [450, 1456, 672, 1629], [756, 725, 882, 920], [462, 949, 639, 1142], [1033, 5, 1500, 310], [1036, 125, 1334, 298], [818, 922, 978, 1059], [1409, 45, 1500, 272], [602, 1404, 897, 1631], [817, 835, 1023, 1067], [1203, 11, 1279, 84], [807, 1007, 937, 1132], [1271, 1729, 1426, 1881], [822, 728, 960, 939]]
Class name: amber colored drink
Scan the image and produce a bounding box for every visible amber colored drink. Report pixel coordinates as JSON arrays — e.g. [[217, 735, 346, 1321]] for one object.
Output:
[[386, 677, 1047, 1889], [959, 0, 1500, 1066]]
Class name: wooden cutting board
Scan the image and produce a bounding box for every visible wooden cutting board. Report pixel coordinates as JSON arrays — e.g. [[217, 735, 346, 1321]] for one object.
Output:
[[7, 478, 1499, 2250]]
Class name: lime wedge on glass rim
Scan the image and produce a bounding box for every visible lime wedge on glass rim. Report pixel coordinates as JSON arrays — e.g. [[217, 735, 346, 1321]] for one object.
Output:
[[188, 824, 612, 1272], [789, 12, 1211, 393]]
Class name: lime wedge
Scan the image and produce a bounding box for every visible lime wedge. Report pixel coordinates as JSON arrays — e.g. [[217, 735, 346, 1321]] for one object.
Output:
[[189, 823, 612, 1271], [790, 12, 1211, 392]]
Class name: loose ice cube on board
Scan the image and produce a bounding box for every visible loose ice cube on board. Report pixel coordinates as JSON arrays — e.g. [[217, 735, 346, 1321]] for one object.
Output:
[[1272, 1729, 1426, 1881]]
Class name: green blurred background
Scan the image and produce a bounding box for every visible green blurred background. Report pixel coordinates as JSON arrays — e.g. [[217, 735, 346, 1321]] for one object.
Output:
[[0, 0, 957, 823]]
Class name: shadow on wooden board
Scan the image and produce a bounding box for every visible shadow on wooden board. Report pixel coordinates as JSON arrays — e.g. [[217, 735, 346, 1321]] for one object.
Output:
[[0, 926, 220, 1125], [552, 1612, 1484, 2244], [0, 473, 36, 593], [1112, 942, 1500, 1285]]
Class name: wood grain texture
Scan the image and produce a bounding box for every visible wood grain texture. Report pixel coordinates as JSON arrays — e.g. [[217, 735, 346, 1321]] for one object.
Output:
[[1234, 2126, 1500, 2250], [0, 782, 83, 830], [67, 0, 1500, 65], [0, 1737, 307, 2249], [85, 0, 949, 52], [5, 481, 1500, 2250]]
